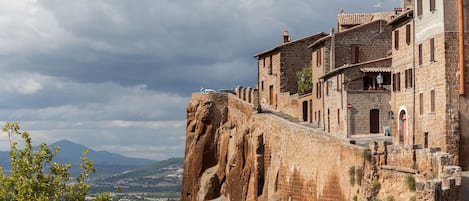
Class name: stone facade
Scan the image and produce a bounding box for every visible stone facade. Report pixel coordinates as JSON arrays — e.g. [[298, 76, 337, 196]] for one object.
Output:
[[256, 32, 327, 112], [389, 0, 469, 172], [310, 19, 393, 137], [182, 1, 469, 201]]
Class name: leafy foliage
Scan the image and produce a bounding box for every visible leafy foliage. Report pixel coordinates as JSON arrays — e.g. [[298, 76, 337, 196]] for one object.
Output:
[[405, 175, 416, 192], [0, 122, 109, 201], [349, 166, 356, 185], [296, 64, 312, 94]]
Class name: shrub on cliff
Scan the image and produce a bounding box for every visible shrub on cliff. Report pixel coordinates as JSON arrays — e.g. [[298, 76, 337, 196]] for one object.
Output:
[[0, 122, 111, 201]]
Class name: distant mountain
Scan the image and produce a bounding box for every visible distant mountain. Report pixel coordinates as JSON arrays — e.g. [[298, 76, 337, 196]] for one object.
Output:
[[50, 140, 154, 166], [90, 157, 184, 193], [0, 140, 156, 177]]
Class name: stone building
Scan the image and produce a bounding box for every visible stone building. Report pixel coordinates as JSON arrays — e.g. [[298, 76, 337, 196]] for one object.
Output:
[[309, 19, 393, 137], [254, 31, 327, 114], [388, 0, 469, 170]]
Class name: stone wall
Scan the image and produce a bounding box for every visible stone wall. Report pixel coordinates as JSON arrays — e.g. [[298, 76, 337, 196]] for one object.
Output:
[[182, 93, 462, 201], [347, 90, 391, 136]]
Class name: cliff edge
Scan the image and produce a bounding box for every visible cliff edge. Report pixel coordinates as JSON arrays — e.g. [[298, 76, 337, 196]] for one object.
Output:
[[182, 93, 461, 201]]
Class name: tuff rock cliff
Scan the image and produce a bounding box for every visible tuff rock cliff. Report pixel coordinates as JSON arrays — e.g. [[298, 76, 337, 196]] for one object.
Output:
[[181, 93, 461, 201]]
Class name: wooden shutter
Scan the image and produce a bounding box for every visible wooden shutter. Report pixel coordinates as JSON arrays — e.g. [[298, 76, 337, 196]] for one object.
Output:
[[419, 93, 423, 115], [405, 70, 408, 88], [351, 46, 359, 64], [418, 44, 423, 65], [430, 0, 436, 11], [316, 50, 319, 66], [392, 74, 396, 91], [409, 69, 413, 88], [394, 30, 399, 50], [397, 72, 401, 91], [431, 89, 435, 112], [406, 24, 411, 45], [417, 0, 423, 16], [430, 38, 435, 62]]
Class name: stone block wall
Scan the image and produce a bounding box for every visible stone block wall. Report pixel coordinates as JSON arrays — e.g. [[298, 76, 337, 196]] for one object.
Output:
[[333, 20, 392, 69], [235, 86, 259, 107], [347, 90, 391, 136]]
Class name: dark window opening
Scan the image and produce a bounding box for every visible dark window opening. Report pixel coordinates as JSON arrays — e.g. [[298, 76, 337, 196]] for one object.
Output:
[[424, 132, 429, 148], [430, 0, 436, 11], [430, 38, 435, 62], [418, 43, 423, 66], [431, 89, 435, 112], [417, 0, 423, 16], [370, 109, 380, 133], [316, 49, 322, 67], [351, 46, 359, 64], [394, 30, 399, 50], [406, 24, 411, 45], [419, 93, 423, 115]]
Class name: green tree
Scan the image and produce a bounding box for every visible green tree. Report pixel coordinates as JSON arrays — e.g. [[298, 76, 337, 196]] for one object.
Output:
[[297, 64, 312, 94], [0, 122, 106, 201]]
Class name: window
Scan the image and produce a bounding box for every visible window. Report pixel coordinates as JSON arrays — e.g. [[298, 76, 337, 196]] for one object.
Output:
[[263, 58, 265, 67], [405, 69, 413, 88], [430, 89, 435, 112], [316, 49, 322, 67], [318, 110, 321, 123], [316, 82, 322, 98], [430, 38, 435, 62], [419, 93, 423, 115], [392, 74, 396, 91], [418, 43, 423, 66], [261, 81, 264, 90], [326, 81, 329, 96], [268, 56, 273, 74], [351, 46, 359, 64], [406, 24, 411, 45], [417, 0, 423, 16], [397, 72, 401, 91], [337, 109, 340, 125], [337, 75, 341, 91], [430, 0, 436, 11], [394, 30, 399, 50], [424, 132, 429, 148]]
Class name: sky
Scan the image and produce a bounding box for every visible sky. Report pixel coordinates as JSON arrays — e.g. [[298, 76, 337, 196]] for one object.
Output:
[[0, 0, 400, 160]]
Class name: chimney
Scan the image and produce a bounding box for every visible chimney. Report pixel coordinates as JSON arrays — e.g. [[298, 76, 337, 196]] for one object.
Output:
[[394, 8, 402, 15], [282, 30, 290, 44]]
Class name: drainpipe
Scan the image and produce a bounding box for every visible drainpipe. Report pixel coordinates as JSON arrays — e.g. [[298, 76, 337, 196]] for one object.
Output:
[[459, 0, 465, 95]]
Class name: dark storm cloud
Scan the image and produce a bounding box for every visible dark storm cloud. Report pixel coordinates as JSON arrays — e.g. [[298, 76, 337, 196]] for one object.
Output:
[[3, 0, 400, 94], [0, 0, 399, 159]]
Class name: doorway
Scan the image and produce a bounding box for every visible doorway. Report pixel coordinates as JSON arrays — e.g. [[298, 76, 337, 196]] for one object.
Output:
[[302, 101, 308, 122], [399, 111, 407, 144], [370, 109, 379, 133]]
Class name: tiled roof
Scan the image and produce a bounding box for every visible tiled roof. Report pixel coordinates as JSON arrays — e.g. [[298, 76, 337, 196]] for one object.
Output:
[[338, 12, 394, 25], [254, 32, 328, 57]]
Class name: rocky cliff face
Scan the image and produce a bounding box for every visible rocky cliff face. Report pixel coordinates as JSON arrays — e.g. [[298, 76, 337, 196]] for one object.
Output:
[[182, 93, 462, 201]]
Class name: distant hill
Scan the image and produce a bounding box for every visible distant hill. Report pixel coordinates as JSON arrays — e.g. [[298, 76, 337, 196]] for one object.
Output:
[[0, 140, 156, 177], [50, 140, 154, 166], [90, 157, 184, 193]]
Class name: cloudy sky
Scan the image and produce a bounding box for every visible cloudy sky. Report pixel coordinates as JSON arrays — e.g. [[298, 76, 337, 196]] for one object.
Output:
[[0, 0, 399, 160]]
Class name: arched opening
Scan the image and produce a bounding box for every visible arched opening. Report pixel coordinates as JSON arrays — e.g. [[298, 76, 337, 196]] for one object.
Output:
[[399, 110, 407, 144]]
